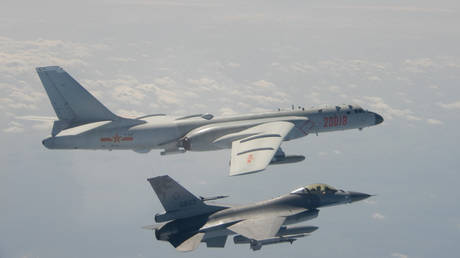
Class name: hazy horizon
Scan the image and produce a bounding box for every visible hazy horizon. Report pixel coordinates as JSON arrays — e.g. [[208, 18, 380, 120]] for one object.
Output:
[[1, 1, 460, 258]]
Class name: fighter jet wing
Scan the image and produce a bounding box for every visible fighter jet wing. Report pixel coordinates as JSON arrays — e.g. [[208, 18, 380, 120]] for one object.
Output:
[[227, 216, 286, 241], [229, 121, 295, 176]]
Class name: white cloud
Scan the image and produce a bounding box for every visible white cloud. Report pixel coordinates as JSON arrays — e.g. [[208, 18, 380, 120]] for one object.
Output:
[[372, 212, 385, 220], [0, 97, 38, 110], [404, 58, 436, 73], [392, 252, 409, 258], [437, 101, 460, 110], [116, 109, 146, 118], [16, 115, 56, 121], [187, 77, 221, 91], [250, 107, 271, 113], [327, 85, 341, 93], [16, 116, 55, 131], [368, 75, 381, 81], [357, 96, 422, 121], [154, 77, 176, 86], [244, 95, 285, 105], [3, 121, 24, 133], [219, 107, 237, 116], [136, 83, 157, 92], [227, 62, 240, 68], [32, 121, 53, 131], [112, 86, 146, 105], [0, 36, 102, 76], [364, 199, 376, 205], [406, 115, 422, 121], [426, 118, 443, 125], [188, 78, 216, 86], [252, 80, 275, 88], [154, 87, 181, 105], [107, 57, 136, 62], [405, 58, 435, 67], [9, 89, 45, 103]]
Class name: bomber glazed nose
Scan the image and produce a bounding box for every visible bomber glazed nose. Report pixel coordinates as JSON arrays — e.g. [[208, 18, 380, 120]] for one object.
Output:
[[374, 113, 384, 125], [348, 191, 372, 203]]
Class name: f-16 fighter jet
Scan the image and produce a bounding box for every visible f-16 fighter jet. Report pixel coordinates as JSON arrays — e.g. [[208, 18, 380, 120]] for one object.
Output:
[[37, 66, 383, 176], [144, 175, 371, 251]]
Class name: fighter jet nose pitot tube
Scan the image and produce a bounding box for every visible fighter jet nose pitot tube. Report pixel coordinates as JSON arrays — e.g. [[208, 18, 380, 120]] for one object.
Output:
[[374, 113, 384, 125], [348, 191, 372, 203]]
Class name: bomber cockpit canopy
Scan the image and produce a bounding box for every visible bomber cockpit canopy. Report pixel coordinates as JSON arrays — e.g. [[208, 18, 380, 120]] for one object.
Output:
[[348, 104, 365, 113], [291, 183, 338, 194]]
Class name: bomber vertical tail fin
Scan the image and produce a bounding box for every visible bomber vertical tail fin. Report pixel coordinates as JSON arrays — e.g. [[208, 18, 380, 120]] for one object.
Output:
[[36, 66, 119, 135]]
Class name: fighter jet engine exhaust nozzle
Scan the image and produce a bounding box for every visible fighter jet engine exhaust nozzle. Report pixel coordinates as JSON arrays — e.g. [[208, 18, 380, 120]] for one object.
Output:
[[42, 138, 52, 149], [154, 229, 161, 241]]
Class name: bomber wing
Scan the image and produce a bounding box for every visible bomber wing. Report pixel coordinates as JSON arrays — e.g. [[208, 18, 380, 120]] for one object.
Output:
[[229, 121, 295, 176]]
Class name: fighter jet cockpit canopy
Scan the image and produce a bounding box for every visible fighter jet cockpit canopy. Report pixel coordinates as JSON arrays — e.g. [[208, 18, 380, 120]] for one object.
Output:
[[291, 183, 338, 194]]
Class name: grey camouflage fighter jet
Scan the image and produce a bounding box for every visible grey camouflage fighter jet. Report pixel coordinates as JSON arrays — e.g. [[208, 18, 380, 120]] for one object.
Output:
[[37, 66, 383, 176], [144, 175, 372, 251]]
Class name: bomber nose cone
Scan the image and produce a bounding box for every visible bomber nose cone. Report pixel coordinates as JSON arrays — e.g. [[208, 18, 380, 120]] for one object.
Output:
[[374, 113, 384, 125], [349, 191, 372, 203]]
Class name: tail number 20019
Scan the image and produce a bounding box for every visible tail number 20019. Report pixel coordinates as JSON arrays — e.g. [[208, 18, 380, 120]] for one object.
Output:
[[324, 115, 347, 128]]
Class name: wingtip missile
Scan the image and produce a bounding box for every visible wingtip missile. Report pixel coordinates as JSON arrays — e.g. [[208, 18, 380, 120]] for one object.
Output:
[[199, 195, 229, 201]]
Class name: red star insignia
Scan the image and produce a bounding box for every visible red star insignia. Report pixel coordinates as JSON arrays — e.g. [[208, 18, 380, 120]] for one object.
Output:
[[247, 154, 254, 164], [113, 134, 121, 143]]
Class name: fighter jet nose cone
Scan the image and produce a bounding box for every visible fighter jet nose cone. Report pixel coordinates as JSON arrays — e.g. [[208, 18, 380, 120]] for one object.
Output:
[[349, 191, 372, 203], [374, 113, 384, 125], [310, 226, 319, 232]]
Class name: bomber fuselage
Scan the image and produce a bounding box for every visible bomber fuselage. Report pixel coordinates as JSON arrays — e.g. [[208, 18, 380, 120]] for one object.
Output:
[[42, 104, 383, 152]]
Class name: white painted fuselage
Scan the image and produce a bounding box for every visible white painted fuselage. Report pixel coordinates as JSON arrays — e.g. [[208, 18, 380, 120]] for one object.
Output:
[[42, 104, 382, 153]]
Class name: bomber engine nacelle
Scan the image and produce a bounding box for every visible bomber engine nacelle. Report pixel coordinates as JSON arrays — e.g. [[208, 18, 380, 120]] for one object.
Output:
[[179, 123, 258, 151], [269, 155, 305, 165]]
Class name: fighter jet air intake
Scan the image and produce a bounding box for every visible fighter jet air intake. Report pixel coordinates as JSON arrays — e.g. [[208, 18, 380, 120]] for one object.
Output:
[[143, 175, 372, 252], [37, 66, 383, 176]]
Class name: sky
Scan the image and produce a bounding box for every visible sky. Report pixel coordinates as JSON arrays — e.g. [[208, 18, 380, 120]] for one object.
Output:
[[1, 0, 460, 257]]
